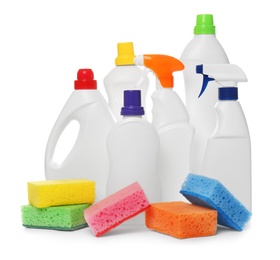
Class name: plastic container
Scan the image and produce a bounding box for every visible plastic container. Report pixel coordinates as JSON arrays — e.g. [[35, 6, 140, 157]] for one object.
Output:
[[196, 63, 251, 211], [135, 54, 194, 202], [103, 42, 149, 121], [106, 90, 161, 224], [180, 14, 229, 173], [45, 69, 115, 202]]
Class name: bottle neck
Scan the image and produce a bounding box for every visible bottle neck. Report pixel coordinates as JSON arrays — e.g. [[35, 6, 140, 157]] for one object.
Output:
[[194, 34, 216, 38], [122, 115, 143, 119]]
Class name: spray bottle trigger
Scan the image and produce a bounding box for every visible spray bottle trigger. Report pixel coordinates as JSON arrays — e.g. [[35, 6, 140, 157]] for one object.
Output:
[[196, 65, 215, 98]]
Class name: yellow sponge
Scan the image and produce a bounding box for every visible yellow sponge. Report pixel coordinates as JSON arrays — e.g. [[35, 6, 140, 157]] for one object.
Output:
[[28, 179, 95, 208]]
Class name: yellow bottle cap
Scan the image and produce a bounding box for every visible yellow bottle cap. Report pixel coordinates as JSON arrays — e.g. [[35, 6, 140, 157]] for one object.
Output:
[[115, 42, 135, 65]]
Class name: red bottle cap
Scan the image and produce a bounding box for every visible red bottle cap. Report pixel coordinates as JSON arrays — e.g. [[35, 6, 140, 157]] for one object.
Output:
[[74, 69, 97, 90]]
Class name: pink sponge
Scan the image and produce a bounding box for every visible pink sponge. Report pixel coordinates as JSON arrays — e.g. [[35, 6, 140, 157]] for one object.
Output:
[[84, 182, 150, 236]]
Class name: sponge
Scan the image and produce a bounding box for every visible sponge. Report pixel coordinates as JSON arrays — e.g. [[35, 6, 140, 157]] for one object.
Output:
[[28, 179, 95, 208], [145, 201, 217, 239], [21, 204, 91, 231], [180, 173, 252, 231], [84, 182, 150, 237]]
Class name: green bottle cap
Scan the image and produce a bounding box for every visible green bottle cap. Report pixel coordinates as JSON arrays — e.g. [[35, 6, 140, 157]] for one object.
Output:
[[194, 14, 216, 35]]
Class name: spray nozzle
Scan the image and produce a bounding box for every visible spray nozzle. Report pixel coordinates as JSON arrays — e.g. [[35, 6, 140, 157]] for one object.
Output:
[[196, 65, 215, 97], [196, 64, 247, 99], [134, 54, 184, 88]]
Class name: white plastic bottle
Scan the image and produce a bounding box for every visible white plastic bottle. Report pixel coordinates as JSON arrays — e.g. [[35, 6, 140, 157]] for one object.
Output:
[[135, 54, 194, 202], [103, 42, 149, 121], [180, 14, 229, 174], [196, 64, 251, 211], [45, 69, 115, 202], [106, 90, 161, 224]]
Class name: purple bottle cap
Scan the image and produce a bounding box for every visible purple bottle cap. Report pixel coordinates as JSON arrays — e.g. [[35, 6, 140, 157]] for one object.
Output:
[[121, 90, 145, 116]]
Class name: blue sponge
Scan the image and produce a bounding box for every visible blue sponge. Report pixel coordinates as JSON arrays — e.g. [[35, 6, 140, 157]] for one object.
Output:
[[180, 173, 252, 231]]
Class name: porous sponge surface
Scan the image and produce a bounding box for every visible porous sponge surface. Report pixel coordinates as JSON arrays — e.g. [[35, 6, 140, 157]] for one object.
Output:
[[21, 204, 91, 230], [28, 179, 95, 208], [145, 201, 217, 239], [180, 173, 252, 231], [84, 182, 150, 237]]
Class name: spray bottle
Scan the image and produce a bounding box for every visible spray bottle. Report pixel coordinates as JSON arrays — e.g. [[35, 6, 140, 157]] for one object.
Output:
[[196, 63, 251, 211], [106, 90, 161, 224], [45, 69, 115, 202], [135, 54, 194, 202], [103, 42, 149, 121], [180, 14, 229, 174]]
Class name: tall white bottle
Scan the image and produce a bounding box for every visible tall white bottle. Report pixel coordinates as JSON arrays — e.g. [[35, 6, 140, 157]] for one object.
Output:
[[106, 90, 161, 224], [104, 42, 149, 121], [196, 64, 251, 211], [180, 14, 229, 173], [135, 54, 194, 202], [45, 69, 115, 202]]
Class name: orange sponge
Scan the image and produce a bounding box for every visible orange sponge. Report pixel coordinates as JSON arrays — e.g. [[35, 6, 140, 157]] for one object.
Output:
[[145, 201, 217, 239]]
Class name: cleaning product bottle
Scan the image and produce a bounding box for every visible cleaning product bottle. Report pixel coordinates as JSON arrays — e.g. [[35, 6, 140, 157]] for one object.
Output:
[[106, 90, 161, 224], [45, 69, 115, 202], [134, 54, 194, 202], [196, 63, 251, 211], [180, 14, 229, 174], [103, 42, 149, 121]]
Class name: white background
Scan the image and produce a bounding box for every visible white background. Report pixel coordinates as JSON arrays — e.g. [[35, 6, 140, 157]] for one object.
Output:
[[0, 0, 278, 259]]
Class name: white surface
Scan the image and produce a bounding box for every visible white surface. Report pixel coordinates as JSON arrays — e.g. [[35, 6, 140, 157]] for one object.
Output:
[[106, 116, 161, 207], [201, 101, 251, 209], [151, 88, 194, 202], [0, 0, 278, 259]]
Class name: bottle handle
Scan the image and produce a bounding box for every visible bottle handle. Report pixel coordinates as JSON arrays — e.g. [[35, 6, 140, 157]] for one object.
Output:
[[45, 113, 80, 177]]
